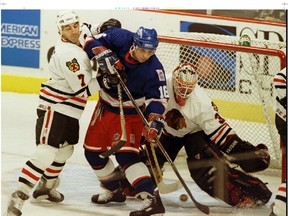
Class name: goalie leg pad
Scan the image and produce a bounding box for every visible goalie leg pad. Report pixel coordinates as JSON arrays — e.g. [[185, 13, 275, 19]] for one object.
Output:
[[224, 167, 272, 207], [187, 157, 217, 198], [187, 145, 272, 207]]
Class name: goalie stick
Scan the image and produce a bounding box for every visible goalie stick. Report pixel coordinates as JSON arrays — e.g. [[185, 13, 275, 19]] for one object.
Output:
[[100, 84, 127, 158], [144, 144, 182, 194], [112, 67, 210, 215]]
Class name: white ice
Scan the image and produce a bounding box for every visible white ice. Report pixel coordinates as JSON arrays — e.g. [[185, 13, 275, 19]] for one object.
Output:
[[1, 92, 282, 216]]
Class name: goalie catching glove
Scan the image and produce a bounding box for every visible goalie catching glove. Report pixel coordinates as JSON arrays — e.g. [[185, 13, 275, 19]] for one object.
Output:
[[143, 113, 165, 143], [223, 135, 270, 173]]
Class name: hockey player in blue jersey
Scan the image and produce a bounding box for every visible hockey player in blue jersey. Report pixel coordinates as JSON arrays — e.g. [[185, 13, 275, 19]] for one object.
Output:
[[82, 26, 168, 216]]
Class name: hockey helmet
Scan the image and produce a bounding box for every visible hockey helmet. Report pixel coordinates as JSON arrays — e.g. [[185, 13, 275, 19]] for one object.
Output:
[[173, 63, 198, 106], [133, 27, 159, 51], [57, 10, 79, 33]]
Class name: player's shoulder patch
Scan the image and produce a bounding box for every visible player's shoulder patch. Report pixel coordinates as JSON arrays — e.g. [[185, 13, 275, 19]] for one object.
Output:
[[66, 58, 80, 72], [156, 69, 165, 81]]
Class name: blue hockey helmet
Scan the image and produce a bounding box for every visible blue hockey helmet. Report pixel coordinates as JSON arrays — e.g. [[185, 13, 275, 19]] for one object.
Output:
[[133, 27, 159, 51]]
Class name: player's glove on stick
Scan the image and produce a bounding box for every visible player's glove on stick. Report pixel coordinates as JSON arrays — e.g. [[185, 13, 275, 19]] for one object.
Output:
[[100, 74, 118, 89], [94, 46, 126, 89], [143, 113, 165, 143], [94, 47, 124, 75]]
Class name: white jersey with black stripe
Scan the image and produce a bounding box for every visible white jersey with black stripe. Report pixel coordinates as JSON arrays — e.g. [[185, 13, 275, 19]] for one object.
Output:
[[273, 67, 287, 121], [164, 77, 236, 148], [39, 38, 100, 119]]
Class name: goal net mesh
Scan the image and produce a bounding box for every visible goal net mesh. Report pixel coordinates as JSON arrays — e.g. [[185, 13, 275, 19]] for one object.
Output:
[[156, 33, 286, 171]]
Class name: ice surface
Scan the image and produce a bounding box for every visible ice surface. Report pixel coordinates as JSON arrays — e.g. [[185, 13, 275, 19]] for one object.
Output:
[[1, 92, 282, 216]]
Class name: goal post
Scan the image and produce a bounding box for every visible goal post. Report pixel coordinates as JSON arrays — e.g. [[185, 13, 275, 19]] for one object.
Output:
[[156, 33, 286, 171]]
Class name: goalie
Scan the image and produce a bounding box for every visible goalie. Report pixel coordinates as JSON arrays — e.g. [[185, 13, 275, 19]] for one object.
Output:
[[123, 63, 272, 208]]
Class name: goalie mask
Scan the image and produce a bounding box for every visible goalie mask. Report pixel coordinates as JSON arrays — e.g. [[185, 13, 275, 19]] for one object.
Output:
[[57, 10, 79, 34], [173, 63, 198, 106], [133, 27, 159, 51]]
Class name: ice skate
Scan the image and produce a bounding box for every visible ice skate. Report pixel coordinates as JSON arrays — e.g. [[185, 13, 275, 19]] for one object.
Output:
[[91, 187, 126, 204], [32, 177, 64, 203], [130, 191, 165, 216], [6, 190, 29, 216]]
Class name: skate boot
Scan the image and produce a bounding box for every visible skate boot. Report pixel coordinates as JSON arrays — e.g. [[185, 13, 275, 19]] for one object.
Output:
[[130, 191, 165, 216], [6, 190, 29, 216], [32, 177, 64, 203], [91, 187, 126, 204]]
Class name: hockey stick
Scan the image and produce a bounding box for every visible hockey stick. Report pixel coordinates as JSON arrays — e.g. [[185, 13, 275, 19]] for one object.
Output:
[[113, 67, 210, 215], [99, 84, 127, 158], [144, 144, 182, 194]]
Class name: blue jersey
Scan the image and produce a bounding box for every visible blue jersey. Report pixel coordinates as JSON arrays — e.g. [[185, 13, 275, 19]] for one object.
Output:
[[84, 27, 168, 117]]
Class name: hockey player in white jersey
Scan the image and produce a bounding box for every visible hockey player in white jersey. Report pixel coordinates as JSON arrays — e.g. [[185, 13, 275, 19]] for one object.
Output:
[[152, 63, 272, 207], [122, 63, 272, 207], [270, 67, 286, 216], [5, 10, 103, 216]]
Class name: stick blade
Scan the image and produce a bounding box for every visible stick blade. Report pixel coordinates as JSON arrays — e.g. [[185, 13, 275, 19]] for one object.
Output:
[[158, 180, 182, 194], [196, 203, 210, 215], [99, 140, 126, 158]]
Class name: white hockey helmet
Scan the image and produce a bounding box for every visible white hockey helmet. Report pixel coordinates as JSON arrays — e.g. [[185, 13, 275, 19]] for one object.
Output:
[[56, 10, 79, 33], [172, 63, 198, 106]]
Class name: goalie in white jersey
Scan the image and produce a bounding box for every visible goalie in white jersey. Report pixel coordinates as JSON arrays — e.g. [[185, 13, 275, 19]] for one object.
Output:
[[5, 10, 102, 216], [122, 63, 273, 208], [153, 63, 272, 207]]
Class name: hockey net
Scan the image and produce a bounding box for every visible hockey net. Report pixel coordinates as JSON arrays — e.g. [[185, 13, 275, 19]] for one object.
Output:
[[156, 33, 286, 172]]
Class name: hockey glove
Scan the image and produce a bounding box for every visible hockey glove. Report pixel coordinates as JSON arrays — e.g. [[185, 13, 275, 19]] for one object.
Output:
[[226, 137, 270, 173], [97, 18, 122, 34], [98, 68, 127, 90], [143, 113, 165, 143], [82, 23, 92, 32], [94, 47, 124, 75], [99, 74, 118, 89]]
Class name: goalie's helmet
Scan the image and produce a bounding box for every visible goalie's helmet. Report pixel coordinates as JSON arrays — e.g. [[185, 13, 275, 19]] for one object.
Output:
[[133, 27, 159, 51], [56, 10, 79, 33], [172, 63, 198, 106]]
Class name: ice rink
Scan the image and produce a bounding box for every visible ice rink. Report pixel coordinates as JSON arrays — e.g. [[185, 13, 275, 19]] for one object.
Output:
[[1, 92, 282, 216]]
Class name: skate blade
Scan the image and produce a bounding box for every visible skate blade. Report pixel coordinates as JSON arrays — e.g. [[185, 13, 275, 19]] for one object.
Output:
[[30, 195, 50, 203]]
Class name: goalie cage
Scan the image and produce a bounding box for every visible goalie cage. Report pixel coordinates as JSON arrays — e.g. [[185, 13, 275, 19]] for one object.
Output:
[[156, 33, 286, 175]]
